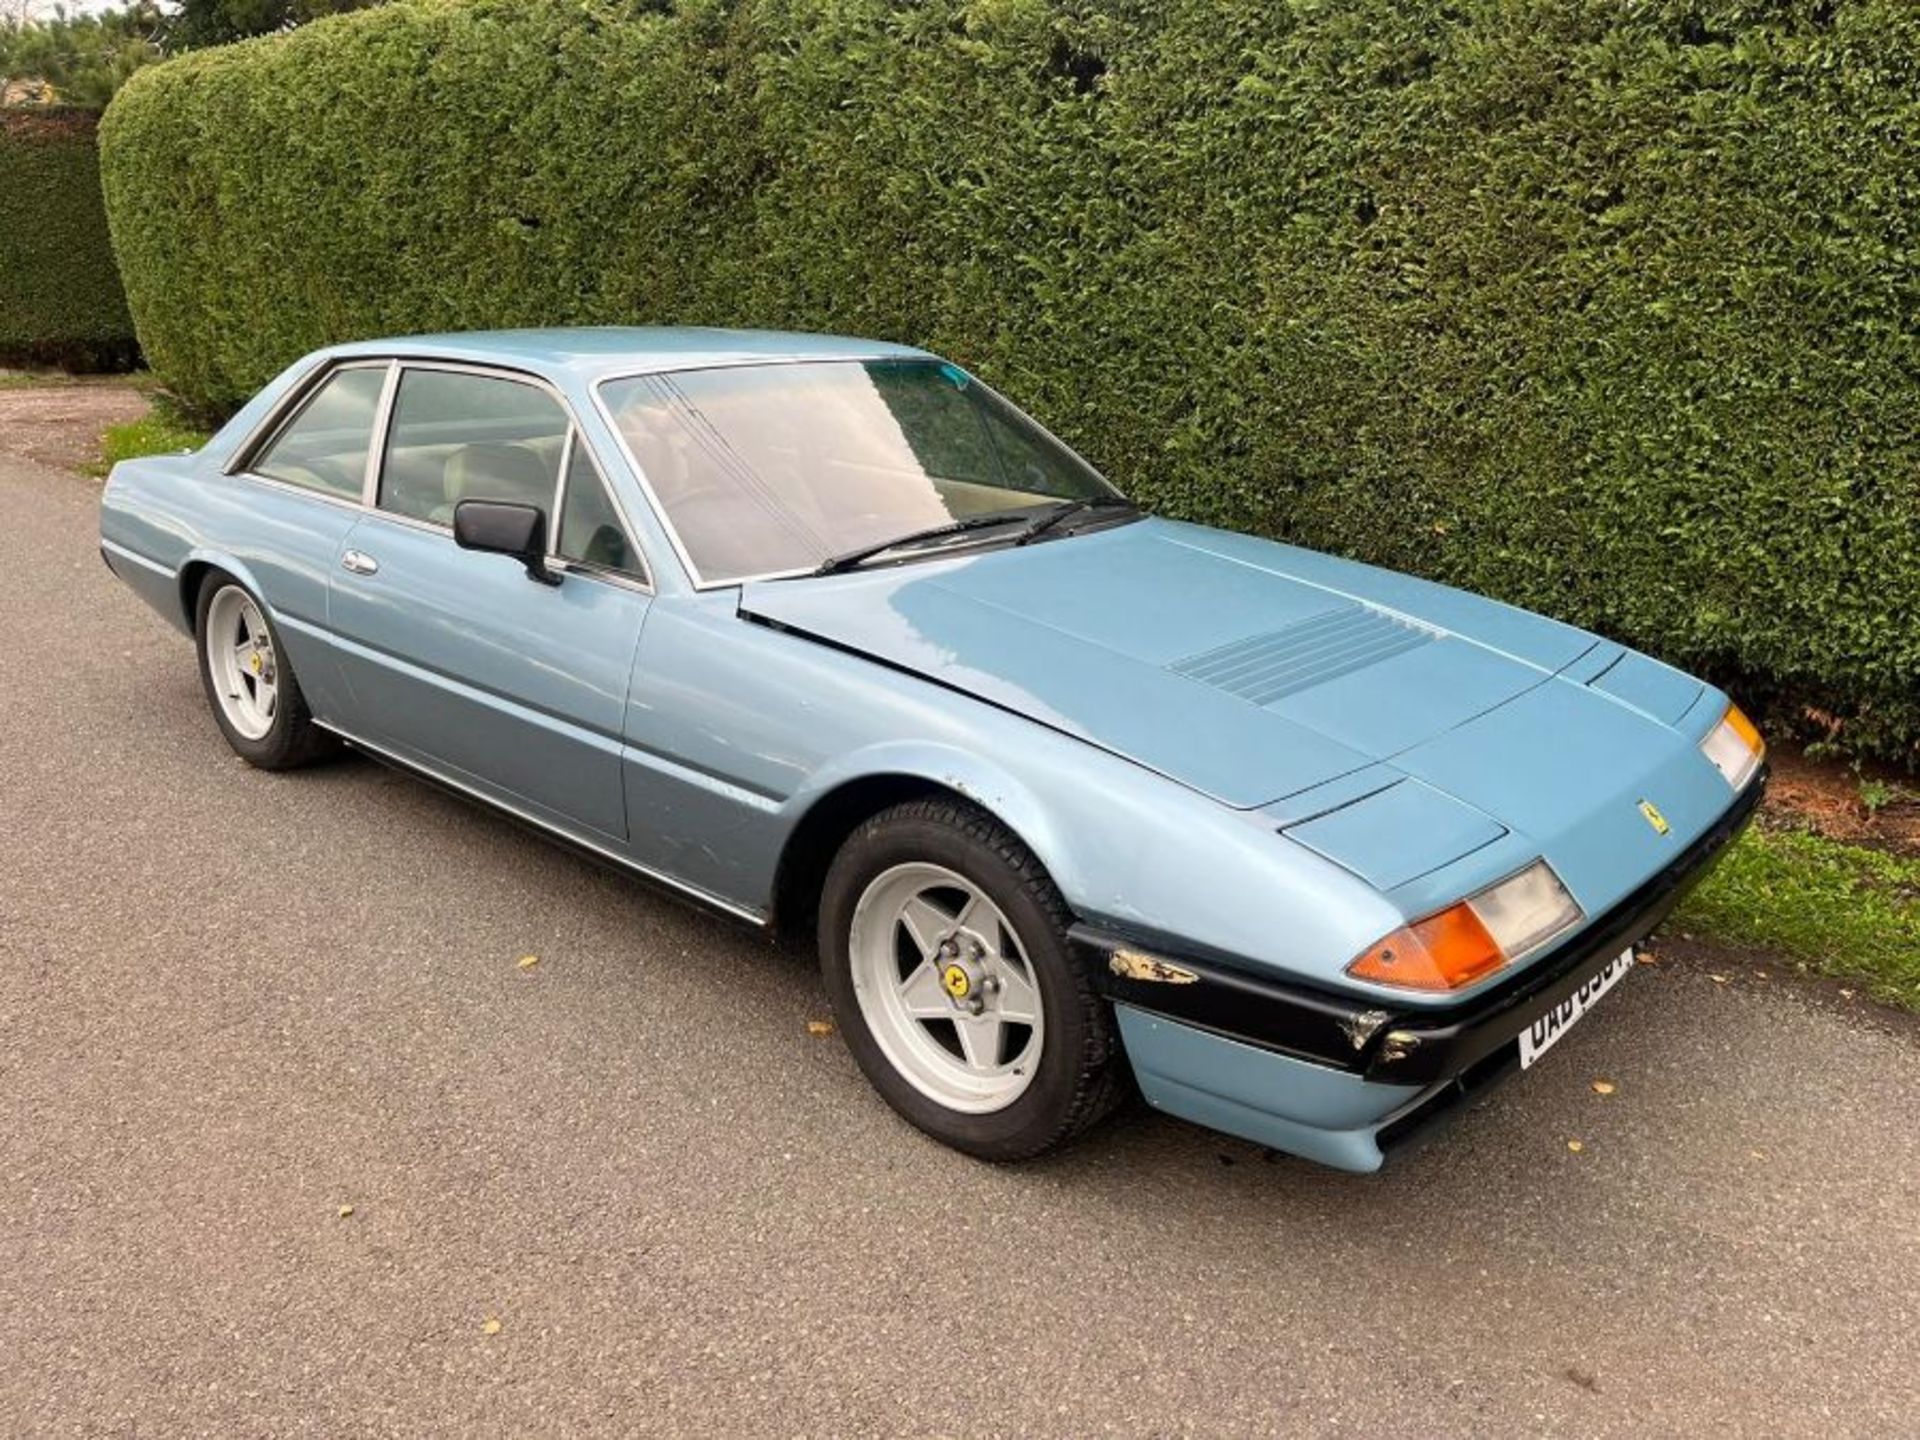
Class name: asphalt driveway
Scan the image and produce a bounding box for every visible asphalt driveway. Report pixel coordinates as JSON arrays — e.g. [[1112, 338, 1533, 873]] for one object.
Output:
[[3, 421, 1916, 1434]]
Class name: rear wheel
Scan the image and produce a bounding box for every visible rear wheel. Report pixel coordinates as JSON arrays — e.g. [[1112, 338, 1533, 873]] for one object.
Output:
[[818, 798, 1127, 1160], [194, 575, 337, 770]]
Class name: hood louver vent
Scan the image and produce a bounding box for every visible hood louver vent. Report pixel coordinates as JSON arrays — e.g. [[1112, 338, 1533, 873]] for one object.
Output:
[[1170, 604, 1433, 705]]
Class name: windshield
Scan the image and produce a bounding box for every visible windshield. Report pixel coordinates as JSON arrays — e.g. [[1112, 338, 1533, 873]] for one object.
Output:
[[599, 359, 1121, 583]]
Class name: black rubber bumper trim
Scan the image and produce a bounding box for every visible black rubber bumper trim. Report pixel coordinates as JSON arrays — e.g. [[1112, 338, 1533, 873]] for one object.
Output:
[[1079, 770, 1766, 1084], [1373, 1040, 1522, 1161]]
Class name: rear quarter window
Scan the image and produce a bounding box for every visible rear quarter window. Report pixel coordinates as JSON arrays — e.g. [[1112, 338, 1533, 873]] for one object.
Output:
[[252, 365, 389, 500]]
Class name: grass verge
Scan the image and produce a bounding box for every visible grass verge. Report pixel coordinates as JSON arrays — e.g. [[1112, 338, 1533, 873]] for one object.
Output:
[[89, 396, 211, 477], [0, 370, 149, 390], [1677, 824, 1920, 1012]]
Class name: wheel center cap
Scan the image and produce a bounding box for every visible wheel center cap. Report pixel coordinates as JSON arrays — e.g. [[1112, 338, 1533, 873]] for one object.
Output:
[[248, 652, 263, 675], [940, 961, 974, 1000]]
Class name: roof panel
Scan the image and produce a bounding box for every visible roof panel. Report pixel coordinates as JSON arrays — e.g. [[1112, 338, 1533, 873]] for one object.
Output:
[[326, 326, 931, 381]]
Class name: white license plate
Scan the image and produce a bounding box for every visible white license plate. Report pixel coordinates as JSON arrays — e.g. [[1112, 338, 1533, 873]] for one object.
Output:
[[1518, 948, 1634, 1069]]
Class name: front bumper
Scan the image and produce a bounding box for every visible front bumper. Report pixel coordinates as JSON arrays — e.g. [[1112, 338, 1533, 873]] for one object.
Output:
[[1079, 771, 1765, 1168]]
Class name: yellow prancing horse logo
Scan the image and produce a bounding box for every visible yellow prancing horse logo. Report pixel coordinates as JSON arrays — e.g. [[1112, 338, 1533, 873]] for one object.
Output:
[[1638, 799, 1670, 836], [941, 963, 972, 999]]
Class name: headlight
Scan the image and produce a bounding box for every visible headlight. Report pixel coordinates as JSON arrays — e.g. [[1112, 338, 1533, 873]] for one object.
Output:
[[1346, 860, 1583, 993], [1700, 702, 1765, 790]]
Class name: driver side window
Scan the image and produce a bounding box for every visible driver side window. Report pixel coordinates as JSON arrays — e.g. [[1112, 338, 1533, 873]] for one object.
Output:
[[379, 368, 569, 526]]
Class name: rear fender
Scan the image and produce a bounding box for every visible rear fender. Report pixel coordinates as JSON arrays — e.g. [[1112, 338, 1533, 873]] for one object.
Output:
[[174, 545, 356, 722], [179, 547, 274, 631]]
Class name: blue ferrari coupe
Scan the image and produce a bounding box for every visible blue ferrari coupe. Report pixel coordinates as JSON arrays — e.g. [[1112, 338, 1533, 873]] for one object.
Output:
[[100, 328, 1766, 1170]]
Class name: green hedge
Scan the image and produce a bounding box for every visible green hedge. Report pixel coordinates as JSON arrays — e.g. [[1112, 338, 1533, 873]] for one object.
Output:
[[99, 0, 1920, 761], [1, 106, 136, 370]]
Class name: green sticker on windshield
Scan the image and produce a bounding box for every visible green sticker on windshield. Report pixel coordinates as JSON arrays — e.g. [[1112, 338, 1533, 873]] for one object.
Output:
[[938, 362, 970, 390]]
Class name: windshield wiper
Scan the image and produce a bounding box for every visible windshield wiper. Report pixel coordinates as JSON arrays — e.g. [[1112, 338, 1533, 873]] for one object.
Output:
[[1016, 496, 1139, 546], [811, 511, 1033, 577]]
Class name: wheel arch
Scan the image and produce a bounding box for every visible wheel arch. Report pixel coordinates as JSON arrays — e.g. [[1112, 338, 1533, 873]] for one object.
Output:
[[178, 551, 271, 633], [177, 559, 216, 630], [770, 755, 1069, 939]]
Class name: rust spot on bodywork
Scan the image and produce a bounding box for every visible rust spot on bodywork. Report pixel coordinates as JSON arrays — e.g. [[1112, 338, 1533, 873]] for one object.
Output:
[[1374, 1029, 1420, 1065], [1341, 1008, 1393, 1051], [1108, 949, 1200, 985]]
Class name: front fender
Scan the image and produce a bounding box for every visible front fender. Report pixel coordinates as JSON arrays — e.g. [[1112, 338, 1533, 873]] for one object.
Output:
[[774, 729, 1402, 997], [625, 598, 1399, 985], [779, 739, 1067, 887]]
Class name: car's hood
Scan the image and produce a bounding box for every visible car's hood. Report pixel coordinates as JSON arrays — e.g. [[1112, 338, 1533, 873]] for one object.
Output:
[[739, 517, 1599, 809]]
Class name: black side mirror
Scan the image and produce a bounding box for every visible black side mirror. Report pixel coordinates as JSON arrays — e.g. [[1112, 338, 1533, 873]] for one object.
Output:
[[453, 500, 560, 586]]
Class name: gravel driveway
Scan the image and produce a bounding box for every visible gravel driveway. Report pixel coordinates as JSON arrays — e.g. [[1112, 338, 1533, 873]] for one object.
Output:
[[3, 407, 1916, 1435], [0, 378, 148, 470]]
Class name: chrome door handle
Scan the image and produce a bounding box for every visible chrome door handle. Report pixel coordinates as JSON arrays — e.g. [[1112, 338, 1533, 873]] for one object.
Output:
[[341, 549, 379, 576]]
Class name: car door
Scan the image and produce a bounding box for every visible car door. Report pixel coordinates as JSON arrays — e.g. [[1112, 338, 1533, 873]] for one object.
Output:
[[219, 359, 395, 722], [325, 362, 653, 842]]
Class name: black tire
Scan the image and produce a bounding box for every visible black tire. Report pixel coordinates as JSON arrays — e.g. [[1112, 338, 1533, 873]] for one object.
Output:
[[193, 573, 338, 770], [818, 797, 1129, 1160]]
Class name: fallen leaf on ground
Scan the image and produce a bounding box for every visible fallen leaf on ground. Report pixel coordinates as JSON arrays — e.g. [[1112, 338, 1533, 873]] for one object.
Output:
[[1590, 1080, 1616, 1096], [1567, 1139, 1584, 1153], [482, 1318, 502, 1336], [805, 1019, 834, 1037], [1750, 1150, 1768, 1161], [516, 954, 539, 971], [337, 1204, 354, 1219], [1708, 973, 1731, 984]]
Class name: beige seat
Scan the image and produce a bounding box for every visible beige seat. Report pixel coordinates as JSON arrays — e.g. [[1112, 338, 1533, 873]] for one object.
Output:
[[430, 442, 553, 525]]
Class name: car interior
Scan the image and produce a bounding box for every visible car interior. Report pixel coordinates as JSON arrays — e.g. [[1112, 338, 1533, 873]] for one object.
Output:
[[380, 433, 565, 525], [251, 366, 639, 577]]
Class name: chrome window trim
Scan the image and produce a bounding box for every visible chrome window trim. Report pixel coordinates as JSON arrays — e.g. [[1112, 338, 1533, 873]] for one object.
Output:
[[549, 558, 655, 596], [228, 358, 394, 502], [553, 426, 576, 530], [362, 360, 401, 507], [588, 358, 1123, 592], [354, 505, 450, 540], [225, 468, 369, 516]]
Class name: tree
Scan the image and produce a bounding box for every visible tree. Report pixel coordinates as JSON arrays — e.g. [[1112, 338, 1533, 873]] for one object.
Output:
[[161, 0, 386, 50], [0, 4, 166, 109], [0, 0, 389, 107]]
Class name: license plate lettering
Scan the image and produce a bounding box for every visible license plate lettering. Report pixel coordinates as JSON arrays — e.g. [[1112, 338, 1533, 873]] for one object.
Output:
[[1519, 949, 1633, 1070]]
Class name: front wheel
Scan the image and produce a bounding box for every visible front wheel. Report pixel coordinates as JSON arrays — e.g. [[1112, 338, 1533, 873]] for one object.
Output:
[[194, 574, 337, 770], [818, 798, 1128, 1160]]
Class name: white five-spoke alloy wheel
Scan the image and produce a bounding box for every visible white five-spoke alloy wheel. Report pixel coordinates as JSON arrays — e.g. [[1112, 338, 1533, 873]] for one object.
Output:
[[819, 798, 1127, 1161], [848, 861, 1046, 1113], [192, 574, 336, 770], [203, 585, 279, 740]]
